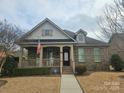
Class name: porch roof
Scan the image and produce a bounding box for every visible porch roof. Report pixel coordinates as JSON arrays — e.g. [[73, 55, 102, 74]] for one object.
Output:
[[17, 39, 76, 45], [21, 39, 74, 42]]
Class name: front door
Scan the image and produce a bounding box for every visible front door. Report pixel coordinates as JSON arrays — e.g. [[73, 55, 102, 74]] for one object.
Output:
[[63, 47, 70, 66]]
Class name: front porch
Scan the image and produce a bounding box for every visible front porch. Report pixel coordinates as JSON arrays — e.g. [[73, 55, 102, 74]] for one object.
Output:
[[19, 45, 75, 74]]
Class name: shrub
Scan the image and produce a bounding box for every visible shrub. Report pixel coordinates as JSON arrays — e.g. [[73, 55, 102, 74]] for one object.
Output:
[[2, 56, 18, 76], [75, 65, 87, 75], [110, 54, 124, 71], [12, 67, 51, 76]]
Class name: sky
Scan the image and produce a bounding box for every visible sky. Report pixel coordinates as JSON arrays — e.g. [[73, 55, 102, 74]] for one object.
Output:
[[0, 0, 113, 39]]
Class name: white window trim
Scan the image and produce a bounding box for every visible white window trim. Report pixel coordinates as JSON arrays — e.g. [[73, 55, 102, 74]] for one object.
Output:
[[78, 48, 85, 62], [93, 48, 101, 62], [42, 29, 53, 36]]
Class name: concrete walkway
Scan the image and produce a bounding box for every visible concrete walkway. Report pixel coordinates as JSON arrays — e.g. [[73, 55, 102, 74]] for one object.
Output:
[[60, 75, 83, 93]]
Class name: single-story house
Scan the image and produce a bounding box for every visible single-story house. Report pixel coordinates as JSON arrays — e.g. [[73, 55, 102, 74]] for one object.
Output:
[[16, 18, 109, 74]]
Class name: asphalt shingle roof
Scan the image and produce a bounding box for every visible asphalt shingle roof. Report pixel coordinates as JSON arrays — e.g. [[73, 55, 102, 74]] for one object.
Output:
[[63, 29, 107, 45], [17, 18, 108, 46], [63, 30, 76, 39]]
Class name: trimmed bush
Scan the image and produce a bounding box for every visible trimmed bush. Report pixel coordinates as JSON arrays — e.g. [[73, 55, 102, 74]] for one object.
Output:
[[110, 54, 124, 71], [75, 65, 87, 75], [2, 56, 18, 76], [12, 67, 51, 76]]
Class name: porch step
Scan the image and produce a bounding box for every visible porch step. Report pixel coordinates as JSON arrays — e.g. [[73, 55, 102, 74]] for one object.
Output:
[[62, 67, 73, 74]]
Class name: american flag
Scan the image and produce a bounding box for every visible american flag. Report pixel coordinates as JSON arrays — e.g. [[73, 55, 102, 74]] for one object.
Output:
[[37, 40, 41, 55]]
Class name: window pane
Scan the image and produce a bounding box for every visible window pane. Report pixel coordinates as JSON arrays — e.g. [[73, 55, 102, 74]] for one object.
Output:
[[94, 48, 101, 62], [42, 29, 53, 36], [78, 34, 84, 41], [42, 30, 45, 36], [78, 48, 85, 62], [45, 30, 49, 36], [64, 52, 68, 61]]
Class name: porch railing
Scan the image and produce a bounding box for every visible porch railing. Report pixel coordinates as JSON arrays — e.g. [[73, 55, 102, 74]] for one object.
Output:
[[21, 59, 37, 68], [42, 58, 60, 67]]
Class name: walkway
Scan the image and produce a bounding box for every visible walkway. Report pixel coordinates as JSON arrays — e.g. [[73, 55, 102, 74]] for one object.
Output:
[[60, 75, 83, 93]]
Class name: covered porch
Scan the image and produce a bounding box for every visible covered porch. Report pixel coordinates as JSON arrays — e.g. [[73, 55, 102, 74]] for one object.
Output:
[[19, 45, 75, 74]]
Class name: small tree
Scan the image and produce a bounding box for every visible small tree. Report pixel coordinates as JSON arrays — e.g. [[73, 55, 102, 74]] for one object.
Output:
[[0, 19, 24, 74], [110, 54, 123, 71]]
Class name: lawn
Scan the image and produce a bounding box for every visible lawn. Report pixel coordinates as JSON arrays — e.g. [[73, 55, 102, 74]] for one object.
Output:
[[77, 72, 124, 93], [0, 76, 60, 93]]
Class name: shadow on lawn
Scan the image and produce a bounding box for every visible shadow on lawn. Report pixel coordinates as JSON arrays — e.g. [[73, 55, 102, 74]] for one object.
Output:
[[83, 71, 94, 76], [76, 71, 94, 77], [119, 75, 124, 79], [0, 80, 8, 88]]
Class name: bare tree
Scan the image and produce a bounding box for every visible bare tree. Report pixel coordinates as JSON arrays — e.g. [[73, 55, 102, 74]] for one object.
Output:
[[97, 0, 124, 41], [0, 19, 23, 73]]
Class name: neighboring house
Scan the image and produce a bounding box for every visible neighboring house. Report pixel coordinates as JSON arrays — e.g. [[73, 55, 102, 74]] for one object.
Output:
[[16, 18, 109, 74], [109, 33, 124, 61]]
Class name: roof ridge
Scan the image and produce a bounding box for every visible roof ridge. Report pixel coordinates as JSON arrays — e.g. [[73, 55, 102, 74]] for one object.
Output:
[[63, 29, 75, 33]]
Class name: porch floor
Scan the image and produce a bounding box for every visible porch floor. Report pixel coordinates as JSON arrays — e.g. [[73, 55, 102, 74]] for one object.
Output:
[[60, 75, 83, 93]]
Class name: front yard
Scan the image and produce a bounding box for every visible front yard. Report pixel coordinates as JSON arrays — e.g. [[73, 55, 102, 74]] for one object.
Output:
[[0, 76, 60, 93], [0, 72, 124, 93], [77, 72, 124, 93]]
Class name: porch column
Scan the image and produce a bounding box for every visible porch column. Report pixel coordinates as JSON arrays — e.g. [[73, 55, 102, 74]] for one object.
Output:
[[71, 45, 75, 73], [60, 46, 63, 75], [19, 47, 23, 68], [39, 47, 43, 67]]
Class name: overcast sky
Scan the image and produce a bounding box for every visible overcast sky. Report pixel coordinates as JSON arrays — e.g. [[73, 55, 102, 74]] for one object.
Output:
[[0, 0, 113, 38]]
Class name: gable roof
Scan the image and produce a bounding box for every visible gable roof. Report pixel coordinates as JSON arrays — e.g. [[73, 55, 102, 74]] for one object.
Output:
[[76, 29, 87, 36], [17, 18, 108, 46], [63, 29, 107, 45], [18, 18, 76, 42]]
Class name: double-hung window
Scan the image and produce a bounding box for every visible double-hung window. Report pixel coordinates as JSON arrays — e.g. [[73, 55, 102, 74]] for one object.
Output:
[[78, 48, 85, 62], [94, 48, 101, 62], [42, 29, 53, 36]]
